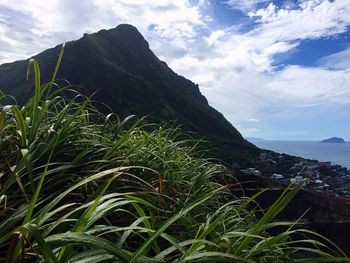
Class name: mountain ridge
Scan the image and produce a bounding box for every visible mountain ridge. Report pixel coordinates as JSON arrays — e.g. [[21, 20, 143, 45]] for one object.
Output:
[[0, 24, 260, 165]]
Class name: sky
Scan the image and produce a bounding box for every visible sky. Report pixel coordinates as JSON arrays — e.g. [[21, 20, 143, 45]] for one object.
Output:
[[0, 0, 349, 140]]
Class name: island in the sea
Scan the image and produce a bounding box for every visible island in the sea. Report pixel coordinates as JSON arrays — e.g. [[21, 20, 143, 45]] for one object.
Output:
[[321, 137, 345, 143]]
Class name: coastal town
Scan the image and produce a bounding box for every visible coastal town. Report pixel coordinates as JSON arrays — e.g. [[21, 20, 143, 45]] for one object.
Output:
[[241, 152, 350, 199]]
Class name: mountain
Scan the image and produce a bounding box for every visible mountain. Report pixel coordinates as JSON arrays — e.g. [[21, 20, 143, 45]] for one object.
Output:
[[0, 24, 260, 165], [321, 137, 345, 143]]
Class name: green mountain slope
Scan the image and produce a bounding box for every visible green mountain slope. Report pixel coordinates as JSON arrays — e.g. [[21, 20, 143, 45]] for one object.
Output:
[[0, 24, 259, 165]]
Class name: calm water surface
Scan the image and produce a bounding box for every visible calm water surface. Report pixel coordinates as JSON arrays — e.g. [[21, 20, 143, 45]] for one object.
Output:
[[252, 140, 350, 169]]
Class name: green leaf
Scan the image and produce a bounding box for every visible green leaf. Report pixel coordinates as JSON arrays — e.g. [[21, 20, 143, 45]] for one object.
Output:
[[12, 106, 27, 147], [130, 186, 226, 262], [18, 224, 58, 263]]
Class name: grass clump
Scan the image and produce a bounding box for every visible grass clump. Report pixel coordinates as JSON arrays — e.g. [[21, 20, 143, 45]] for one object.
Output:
[[0, 45, 349, 262]]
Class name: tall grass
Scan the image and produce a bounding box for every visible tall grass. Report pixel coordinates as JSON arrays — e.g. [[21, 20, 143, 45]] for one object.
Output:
[[0, 45, 348, 262]]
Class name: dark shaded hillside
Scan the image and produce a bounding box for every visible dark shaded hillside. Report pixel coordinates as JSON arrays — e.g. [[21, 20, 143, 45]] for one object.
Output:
[[0, 24, 259, 165]]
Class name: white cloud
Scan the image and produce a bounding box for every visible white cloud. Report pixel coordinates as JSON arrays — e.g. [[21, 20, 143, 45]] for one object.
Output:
[[0, 0, 349, 139], [169, 0, 350, 80], [167, 0, 350, 138], [205, 30, 225, 46], [0, 0, 205, 63], [205, 65, 350, 117], [318, 47, 350, 69], [249, 0, 350, 41], [264, 66, 350, 103], [225, 0, 268, 13], [239, 127, 260, 136]]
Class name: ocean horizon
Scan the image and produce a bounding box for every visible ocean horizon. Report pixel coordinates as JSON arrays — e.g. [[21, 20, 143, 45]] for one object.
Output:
[[251, 140, 350, 169]]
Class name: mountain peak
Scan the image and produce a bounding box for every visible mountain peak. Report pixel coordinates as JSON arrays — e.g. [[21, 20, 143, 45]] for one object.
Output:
[[82, 24, 149, 50], [114, 23, 141, 33]]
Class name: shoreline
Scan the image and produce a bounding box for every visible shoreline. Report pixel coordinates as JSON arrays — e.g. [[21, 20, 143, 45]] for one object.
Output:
[[251, 140, 350, 169], [243, 150, 350, 199]]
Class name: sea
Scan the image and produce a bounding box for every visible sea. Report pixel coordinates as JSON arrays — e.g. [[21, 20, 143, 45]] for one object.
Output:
[[250, 140, 350, 169]]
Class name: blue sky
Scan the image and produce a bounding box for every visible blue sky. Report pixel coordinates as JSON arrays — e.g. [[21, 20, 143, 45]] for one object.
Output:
[[0, 0, 349, 140]]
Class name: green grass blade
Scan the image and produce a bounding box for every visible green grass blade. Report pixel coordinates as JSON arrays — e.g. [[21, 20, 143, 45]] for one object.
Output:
[[130, 186, 226, 262], [11, 106, 27, 147], [58, 174, 119, 261], [17, 224, 58, 263]]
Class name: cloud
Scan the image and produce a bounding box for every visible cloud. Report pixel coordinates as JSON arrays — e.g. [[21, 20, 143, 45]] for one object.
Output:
[[199, 65, 350, 118], [249, 0, 350, 41], [264, 66, 350, 103], [0, 0, 205, 64], [238, 127, 260, 136], [317, 47, 350, 69], [167, 0, 350, 138], [0, 0, 349, 139], [204, 65, 350, 139], [225, 0, 268, 13], [170, 0, 350, 80]]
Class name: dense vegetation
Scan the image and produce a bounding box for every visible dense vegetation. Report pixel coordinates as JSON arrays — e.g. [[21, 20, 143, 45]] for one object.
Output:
[[0, 24, 259, 166], [0, 46, 349, 262]]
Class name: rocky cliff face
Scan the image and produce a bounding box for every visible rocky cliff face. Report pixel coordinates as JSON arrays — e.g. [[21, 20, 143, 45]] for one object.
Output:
[[0, 24, 260, 165]]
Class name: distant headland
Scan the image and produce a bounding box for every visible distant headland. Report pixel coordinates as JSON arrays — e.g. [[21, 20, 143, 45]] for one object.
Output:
[[321, 137, 345, 143]]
